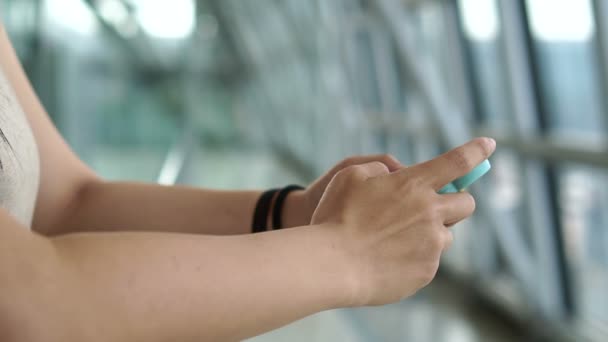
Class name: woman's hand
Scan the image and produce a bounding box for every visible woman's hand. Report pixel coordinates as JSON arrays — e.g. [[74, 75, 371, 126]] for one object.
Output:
[[283, 155, 403, 228], [311, 138, 496, 307]]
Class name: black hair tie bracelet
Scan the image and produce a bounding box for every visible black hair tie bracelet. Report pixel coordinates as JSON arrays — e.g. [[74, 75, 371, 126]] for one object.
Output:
[[272, 185, 305, 230], [252, 188, 279, 233]]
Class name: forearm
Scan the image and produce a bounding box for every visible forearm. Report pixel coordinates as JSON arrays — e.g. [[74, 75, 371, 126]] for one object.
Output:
[[2, 221, 350, 342], [56, 181, 266, 236]]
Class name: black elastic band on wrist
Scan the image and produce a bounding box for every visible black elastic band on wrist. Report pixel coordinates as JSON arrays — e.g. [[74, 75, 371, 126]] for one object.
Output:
[[252, 189, 279, 233], [272, 185, 305, 230]]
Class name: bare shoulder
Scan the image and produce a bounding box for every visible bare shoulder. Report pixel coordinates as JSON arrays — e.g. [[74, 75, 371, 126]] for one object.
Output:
[[0, 22, 6, 42], [0, 21, 12, 65], [0, 23, 15, 67]]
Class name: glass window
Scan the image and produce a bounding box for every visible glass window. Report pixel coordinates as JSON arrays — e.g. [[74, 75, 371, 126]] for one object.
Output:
[[525, 0, 605, 142], [526, 0, 608, 323], [558, 165, 608, 321], [458, 0, 514, 130], [1, 0, 40, 57], [22, 0, 194, 181]]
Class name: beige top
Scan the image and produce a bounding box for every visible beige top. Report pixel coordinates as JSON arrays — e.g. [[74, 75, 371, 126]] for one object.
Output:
[[0, 67, 39, 227]]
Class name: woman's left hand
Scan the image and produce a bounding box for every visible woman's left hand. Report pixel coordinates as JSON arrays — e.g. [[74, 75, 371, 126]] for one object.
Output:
[[282, 154, 403, 228]]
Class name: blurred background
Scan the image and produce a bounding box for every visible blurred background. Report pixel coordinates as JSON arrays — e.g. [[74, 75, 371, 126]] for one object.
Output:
[[1, 0, 607, 341]]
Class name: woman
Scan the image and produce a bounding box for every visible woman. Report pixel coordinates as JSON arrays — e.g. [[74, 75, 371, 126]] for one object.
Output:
[[0, 24, 495, 341]]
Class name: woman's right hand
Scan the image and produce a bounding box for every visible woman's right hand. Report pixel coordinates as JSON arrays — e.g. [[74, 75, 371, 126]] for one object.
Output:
[[311, 137, 496, 307]]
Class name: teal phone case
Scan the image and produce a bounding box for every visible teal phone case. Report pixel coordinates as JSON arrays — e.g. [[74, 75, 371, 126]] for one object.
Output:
[[438, 159, 492, 194]]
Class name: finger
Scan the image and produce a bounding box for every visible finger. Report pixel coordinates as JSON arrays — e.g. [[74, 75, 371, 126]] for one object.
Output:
[[443, 230, 454, 251], [406, 137, 496, 190], [338, 154, 403, 172], [438, 192, 476, 225], [345, 161, 391, 181], [445, 216, 470, 228]]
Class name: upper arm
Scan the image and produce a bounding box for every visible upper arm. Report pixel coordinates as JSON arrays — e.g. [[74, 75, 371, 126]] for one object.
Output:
[[0, 26, 99, 234]]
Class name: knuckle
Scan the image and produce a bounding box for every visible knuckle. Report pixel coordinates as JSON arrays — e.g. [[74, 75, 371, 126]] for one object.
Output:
[[421, 261, 439, 286], [381, 154, 399, 165], [345, 164, 366, 180], [449, 148, 475, 172], [334, 166, 356, 181], [370, 161, 390, 174], [402, 174, 425, 191], [338, 157, 356, 168], [420, 198, 441, 222], [369, 161, 383, 168], [428, 208, 442, 225], [429, 232, 444, 252]]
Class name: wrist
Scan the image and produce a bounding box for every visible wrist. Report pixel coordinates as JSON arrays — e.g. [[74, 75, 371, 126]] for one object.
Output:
[[281, 190, 311, 228], [307, 223, 360, 309]]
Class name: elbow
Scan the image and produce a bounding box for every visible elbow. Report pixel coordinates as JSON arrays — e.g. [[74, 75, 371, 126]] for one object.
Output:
[[33, 175, 103, 237]]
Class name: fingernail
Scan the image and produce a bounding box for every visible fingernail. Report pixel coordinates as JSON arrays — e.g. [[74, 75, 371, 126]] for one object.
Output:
[[486, 137, 496, 151]]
